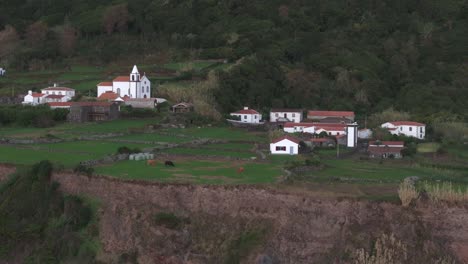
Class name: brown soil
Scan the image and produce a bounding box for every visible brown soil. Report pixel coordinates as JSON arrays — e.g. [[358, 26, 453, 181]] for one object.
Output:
[[0, 164, 16, 182], [48, 172, 468, 264]]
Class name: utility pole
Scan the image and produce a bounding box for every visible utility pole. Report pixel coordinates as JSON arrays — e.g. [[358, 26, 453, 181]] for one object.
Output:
[[336, 139, 340, 158]]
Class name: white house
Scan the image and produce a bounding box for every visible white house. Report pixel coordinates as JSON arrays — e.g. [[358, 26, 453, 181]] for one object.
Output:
[[23, 91, 46, 105], [97, 65, 151, 99], [381, 121, 426, 139], [230, 107, 262, 124], [283, 122, 358, 147], [0, 68, 5, 76], [23, 84, 74, 105], [270, 136, 300, 155], [270, 109, 303, 123]]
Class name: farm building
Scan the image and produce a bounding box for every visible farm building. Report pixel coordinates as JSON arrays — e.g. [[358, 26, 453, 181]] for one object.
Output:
[[368, 141, 404, 159], [171, 102, 194, 113], [270, 109, 303, 123], [308, 137, 335, 148], [270, 136, 300, 155], [381, 121, 426, 139], [97, 65, 151, 99], [48, 102, 72, 109], [283, 122, 358, 147], [68, 102, 119, 123], [307, 111, 355, 122]]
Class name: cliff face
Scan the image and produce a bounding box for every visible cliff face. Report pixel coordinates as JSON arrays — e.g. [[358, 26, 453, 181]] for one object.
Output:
[[49, 173, 468, 264]]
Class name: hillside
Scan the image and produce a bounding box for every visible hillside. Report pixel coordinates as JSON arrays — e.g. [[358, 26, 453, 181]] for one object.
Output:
[[1, 0, 467, 121]]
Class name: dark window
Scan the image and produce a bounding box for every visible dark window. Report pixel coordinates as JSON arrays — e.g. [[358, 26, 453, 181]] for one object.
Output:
[[276, 146, 286, 151]]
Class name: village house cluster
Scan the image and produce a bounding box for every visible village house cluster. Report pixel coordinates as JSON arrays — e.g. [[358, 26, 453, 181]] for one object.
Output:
[[18, 64, 426, 159], [227, 106, 425, 158]]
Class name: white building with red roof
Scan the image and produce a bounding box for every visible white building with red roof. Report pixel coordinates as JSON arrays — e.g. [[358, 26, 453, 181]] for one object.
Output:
[[381, 121, 425, 139], [270, 109, 303, 123], [270, 135, 300, 155], [307, 110, 355, 121], [230, 107, 262, 124], [97, 65, 151, 99], [23, 84, 74, 105]]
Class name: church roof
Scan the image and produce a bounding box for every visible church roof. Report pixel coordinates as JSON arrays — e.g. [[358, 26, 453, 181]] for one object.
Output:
[[113, 76, 130, 82], [131, 65, 139, 74]]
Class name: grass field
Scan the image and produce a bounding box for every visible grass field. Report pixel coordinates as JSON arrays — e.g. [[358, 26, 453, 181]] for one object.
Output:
[[417, 142, 441, 153], [0, 141, 151, 167], [162, 147, 255, 159], [162, 127, 267, 142], [111, 133, 191, 143], [95, 160, 281, 184]]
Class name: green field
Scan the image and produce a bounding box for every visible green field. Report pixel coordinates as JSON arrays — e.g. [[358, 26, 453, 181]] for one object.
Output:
[[0, 141, 151, 167], [162, 127, 267, 142], [417, 142, 441, 153], [162, 147, 255, 159], [95, 160, 281, 184], [111, 133, 191, 143]]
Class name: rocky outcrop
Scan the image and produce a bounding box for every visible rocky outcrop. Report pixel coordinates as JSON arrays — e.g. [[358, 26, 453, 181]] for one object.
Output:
[[50, 172, 467, 264]]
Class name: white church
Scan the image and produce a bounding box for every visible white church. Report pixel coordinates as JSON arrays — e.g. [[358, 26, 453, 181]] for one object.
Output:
[[97, 65, 151, 99]]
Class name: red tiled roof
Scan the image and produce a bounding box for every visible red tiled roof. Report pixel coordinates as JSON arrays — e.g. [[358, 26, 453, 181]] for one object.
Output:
[[47, 102, 72, 107], [232, 109, 260, 115], [98, 82, 113, 86], [368, 146, 404, 154], [45, 94, 65, 99], [271, 136, 301, 144], [113, 76, 130, 82], [98, 91, 120, 101], [42, 87, 74, 91], [388, 121, 425, 126], [308, 111, 355, 117], [31, 93, 44, 98], [271, 108, 303, 113], [369, 141, 404, 146], [284, 122, 315, 128], [71, 102, 113, 107]]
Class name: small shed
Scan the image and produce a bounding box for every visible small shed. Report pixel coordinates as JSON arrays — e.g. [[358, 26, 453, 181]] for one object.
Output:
[[270, 136, 300, 155], [171, 102, 194, 113]]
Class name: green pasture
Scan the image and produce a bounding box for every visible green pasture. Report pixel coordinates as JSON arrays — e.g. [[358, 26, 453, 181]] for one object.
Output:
[[162, 147, 255, 159], [417, 142, 441, 153], [163, 127, 267, 142], [0, 141, 150, 167], [162, 61, 217, 71], [95, 160, 281, 184], [111, 133, 190, 143], [310, 158, 468, 184], [202, 142, 255, 151]]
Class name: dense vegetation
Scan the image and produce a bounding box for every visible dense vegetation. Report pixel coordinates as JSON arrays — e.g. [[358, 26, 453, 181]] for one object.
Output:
[[1, 0, 467, 122], [0, 105, 68, 127], [0, 161, 99, 263]]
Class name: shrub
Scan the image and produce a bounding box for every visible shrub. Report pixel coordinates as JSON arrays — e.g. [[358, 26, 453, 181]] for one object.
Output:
[[154, 212, 183, 229], [305, 156, 321, 166], [353, 233, 408, 264], [398, 180, 418, 207], [73, 164, 94, 176], [422, 181, 468, 203], [116, 146, 141, 154]]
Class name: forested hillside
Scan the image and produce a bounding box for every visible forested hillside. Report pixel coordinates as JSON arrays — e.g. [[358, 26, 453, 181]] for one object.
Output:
[[1, 0, 467, 121]]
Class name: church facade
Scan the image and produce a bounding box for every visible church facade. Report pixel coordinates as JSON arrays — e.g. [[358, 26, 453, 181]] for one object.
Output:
[[97, 65, 151, 99]]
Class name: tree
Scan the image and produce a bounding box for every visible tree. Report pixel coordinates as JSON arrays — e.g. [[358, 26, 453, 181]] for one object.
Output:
[[102, 4, 129, 35], [57, 22, 78, 56], [25, 21, 48, 47], [0, 25, 19, 60]]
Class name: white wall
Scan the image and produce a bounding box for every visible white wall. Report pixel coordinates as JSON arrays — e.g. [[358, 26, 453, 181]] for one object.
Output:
[[113, 81, 132, 97], [270, 140, 298, 155], [97, 86, 112, 97], [381, 123, 425, 139], [230, 113, 262, 123], [270, 112, 302, 123], [346, 125, 357, 147]]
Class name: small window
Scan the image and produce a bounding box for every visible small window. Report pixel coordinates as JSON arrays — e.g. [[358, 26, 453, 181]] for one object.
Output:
[[254, 115, 257, 119], [337, 132, 340, 135], [132, 76, 135, 81], [244, 115, 247, 119], [328, 132, 332, 135], [284, 113, 287, 118], [147, 86, 149, 93], [409, 127, 412, 131], [141, 86, 144, 93], [275, 146, 286, 151], [420, 127, 423, 132], [275, 113, 278, 117], [400, 127, 402, 131], [292, 113, 295, 117]]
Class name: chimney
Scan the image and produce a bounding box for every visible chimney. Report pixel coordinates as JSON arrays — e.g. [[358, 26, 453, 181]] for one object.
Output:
[[28, 90, 32, 95], [244, 106, 248, 110]]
